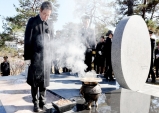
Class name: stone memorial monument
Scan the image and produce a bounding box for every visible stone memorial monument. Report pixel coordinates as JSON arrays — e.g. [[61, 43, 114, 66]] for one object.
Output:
[[112, 15, 151, 91]]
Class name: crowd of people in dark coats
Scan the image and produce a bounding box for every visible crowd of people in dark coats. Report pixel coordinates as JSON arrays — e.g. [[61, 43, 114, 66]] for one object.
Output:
[[53, 15, 115, 81], [94, 30, 115, 81], [53, 29, 115, 81]]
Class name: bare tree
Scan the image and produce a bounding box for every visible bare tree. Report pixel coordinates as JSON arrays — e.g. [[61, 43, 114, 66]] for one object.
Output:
[[74, 0, 116, 27]]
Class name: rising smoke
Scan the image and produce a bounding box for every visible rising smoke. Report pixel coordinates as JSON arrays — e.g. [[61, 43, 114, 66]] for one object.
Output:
[[49, 22, 97, 78], [43, 0, 116, 78]]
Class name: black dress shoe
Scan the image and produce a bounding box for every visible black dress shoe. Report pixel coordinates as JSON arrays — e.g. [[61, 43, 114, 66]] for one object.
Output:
[[39, 101, 45, 109], [109, 78, 115, 81], [105, 77, 108, 80], [33, 103, 40, 112], [104, 74, 108, 80], [151, 80, 156, 83]]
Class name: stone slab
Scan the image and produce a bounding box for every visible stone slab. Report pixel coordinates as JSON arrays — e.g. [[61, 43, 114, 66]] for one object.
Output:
[[112, 15, 151, 91], [48, 74, 119, 99], [0, 100, 6, 113]]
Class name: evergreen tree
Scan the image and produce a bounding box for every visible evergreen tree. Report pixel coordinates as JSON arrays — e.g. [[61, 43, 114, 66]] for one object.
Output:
[[116, 0, 159, 34], [2, 0, 59, 34]]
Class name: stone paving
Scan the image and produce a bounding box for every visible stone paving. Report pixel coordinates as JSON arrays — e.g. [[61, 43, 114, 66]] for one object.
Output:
[[48, 73, 120, 99], [0, 75, 60, 113], [0, 73, 158, 113]]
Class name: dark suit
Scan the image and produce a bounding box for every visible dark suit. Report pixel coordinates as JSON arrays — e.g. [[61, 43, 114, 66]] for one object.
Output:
[[148, 38, 155, 82], [154, 48, 159, 78], [1, 61, 10, 76], [95, 41, 105, 74], [104, 37, 113, 80], [24, 15, 53, 103]]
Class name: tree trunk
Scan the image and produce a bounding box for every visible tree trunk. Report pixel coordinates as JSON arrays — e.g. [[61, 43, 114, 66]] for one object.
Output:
[[150, 5, 156, 20]]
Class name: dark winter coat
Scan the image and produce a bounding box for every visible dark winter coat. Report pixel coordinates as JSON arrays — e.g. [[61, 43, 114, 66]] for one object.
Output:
[[104, 37, 112, 65], [154, 48, 159, 67], [95, 41, 105, 66], [24, 15, 53, 87], [1, 61, 10, 76], [150, 38, 155, 67]]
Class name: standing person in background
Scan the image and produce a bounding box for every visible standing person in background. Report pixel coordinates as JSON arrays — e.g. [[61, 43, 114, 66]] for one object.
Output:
[[96, 36, 105, 74], [154, 43, 159, 78], [104, 30, 115, 81], [1, 56, 10, 76], [24, 1, 53, 112], [79, 15, 96, 72], [147, 30, 156, 83]]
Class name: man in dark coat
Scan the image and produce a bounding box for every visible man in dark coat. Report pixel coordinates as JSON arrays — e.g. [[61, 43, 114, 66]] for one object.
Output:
[[104, 30, 115, 81], [147, 30, 156, 83], [96, 36, 105, 74], [79, 15, 96, 72], [154, 43, 159, 78], [1, 56, 10, 76], [24, 1, 53, 112]]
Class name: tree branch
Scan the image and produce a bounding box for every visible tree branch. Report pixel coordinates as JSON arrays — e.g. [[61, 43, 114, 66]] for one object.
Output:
[[150, 4, 156, 20]]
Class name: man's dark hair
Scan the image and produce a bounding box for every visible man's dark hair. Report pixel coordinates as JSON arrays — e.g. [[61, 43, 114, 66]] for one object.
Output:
[[101, 36, 105, 39], [3, 56, 8, 59], [40, 1, 52, 11], [149, 30, 153, 34], [106, 30, 113, 37]]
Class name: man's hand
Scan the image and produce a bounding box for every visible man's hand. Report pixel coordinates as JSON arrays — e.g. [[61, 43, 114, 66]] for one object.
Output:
[[98, 51, 102, 55], [25, 60, 31, 65], [156, 54, 159, 59], [92, 57, 94, 62]]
